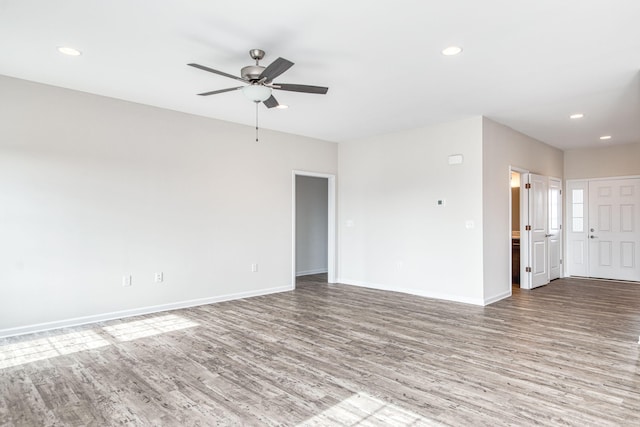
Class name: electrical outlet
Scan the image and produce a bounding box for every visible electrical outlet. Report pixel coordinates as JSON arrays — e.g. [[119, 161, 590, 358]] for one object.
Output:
[[155, 272, 163, 283], [122, 275, 132, 287], [251, 263, 258, 273]]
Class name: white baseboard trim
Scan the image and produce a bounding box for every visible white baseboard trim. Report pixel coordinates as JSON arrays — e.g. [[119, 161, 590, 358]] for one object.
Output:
[[336, 278, 485, 306], [483, 290, 511, 305], [296, 268, 328, 277], [0, 285, 294, 339]]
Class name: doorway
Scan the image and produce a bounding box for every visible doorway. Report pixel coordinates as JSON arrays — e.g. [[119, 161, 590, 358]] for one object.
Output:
[[511, 171, 522, 288], [566, 177, 640, 281], [511, 169, 563, 290], [292, 171, 336, 287]]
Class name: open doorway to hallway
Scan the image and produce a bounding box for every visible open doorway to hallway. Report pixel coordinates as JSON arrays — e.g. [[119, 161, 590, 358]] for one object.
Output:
[[511, 171, 522, 289], [295, 175, 328, 282], [292, 171, 336, 287]]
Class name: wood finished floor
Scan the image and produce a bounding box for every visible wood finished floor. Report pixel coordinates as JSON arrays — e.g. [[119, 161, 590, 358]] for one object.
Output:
[[1, 276, 640, 426]]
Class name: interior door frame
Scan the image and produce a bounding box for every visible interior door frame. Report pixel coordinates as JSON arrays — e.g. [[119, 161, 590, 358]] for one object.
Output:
[[510, 166, 530, 290], [292, 170, 337, 286], [513, 170, 562, 289]]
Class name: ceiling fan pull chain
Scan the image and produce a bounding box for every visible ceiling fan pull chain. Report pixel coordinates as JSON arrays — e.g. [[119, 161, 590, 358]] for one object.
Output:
[[255, 101, 259, 142]]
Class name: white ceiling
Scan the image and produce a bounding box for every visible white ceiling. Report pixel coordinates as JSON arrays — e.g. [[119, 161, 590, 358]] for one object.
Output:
[[1, 0, 639, 150]]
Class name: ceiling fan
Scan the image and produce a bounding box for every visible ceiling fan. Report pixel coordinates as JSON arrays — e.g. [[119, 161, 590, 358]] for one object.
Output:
[[188, 49, 329, 108]]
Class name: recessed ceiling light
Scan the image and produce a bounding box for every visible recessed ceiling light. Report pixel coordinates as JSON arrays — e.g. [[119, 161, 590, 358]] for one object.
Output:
[[599, 135, 612, 140], [569, 113, 584, 119], [57, 46, 82, 56], [275, 104, 289, 109], [442, 46, 463, 56]]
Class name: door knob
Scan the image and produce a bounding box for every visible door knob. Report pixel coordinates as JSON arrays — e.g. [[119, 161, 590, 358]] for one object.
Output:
[[590, 228, 595, 232], [545, 234, 552, 237], [590, 235, 598, 239]]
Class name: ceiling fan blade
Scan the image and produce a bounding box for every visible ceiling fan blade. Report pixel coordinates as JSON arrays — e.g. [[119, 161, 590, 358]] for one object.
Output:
[[274, 84, 329, 94], [263, 95, 279, 108], [260, 57, 294, 83], [197, 86, 244, 96], [188, 63, 246, 83]]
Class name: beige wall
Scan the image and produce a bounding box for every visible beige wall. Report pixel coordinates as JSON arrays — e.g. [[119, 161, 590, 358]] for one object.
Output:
[[338, 117, 485, 304], [338, 116, 565, 306], [564, 143, 640, 179], [482, 118, 564, 302], [6, 70, 609, 334], [0, 75, 337, 335]]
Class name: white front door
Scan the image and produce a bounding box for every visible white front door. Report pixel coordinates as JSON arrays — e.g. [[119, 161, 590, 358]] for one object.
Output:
[[548, 178, 562, 280], [588, 178, 640, 281], [528, 173, 550, 288]]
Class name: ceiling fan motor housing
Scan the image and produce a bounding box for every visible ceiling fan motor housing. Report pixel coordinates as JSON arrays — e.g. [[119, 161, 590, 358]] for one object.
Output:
[[241, 65, 265, 81]]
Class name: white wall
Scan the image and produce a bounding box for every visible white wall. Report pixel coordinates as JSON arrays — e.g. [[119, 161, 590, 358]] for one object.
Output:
[[0, 75, 337, 336], [482, 118, 564, 302], [564, 143, 640, 179], [338, 117, 485, 304], [295, 175, 328, 276]]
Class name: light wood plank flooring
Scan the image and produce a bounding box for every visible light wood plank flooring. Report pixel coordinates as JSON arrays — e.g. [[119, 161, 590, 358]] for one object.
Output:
[[1, 276, 640, 426]]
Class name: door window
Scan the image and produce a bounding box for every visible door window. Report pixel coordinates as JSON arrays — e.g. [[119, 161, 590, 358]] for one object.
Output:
[[571, 189, 584, 233]]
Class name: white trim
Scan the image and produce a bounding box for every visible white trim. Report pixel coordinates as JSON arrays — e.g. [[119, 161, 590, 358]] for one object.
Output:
[[566, 175, 640, 183], [337, 278, 485, 306], [292, 170, 337, 287], [296, 268, 329, 277], [0, 285, 293, 339], [484, 290, 511, 305]]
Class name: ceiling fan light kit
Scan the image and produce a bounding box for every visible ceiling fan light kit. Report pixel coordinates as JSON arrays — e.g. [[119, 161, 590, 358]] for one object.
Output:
[[242, 84, 272, 102], [188, 49, 329, 141]]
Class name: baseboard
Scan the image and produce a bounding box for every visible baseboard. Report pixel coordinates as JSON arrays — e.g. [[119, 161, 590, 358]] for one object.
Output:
[[483, 290, 511, 305], [296, 268, 328, 277], [336, 278, 485, 306], [0, 285, 294, 339]]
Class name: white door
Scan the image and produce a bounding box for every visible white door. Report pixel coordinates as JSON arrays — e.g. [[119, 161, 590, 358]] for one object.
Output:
[[588, 178, 640, 281], [548, 178, 562, 280], [527, 173, 550, 288]]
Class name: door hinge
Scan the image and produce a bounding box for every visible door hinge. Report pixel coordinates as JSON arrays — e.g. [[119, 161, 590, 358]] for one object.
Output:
[[560, 259, 563, 265], [525, 225, 532, 231], [525, 183, 531, 189], [526, 267, 532, 273], [559, 189, 562, 195]]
